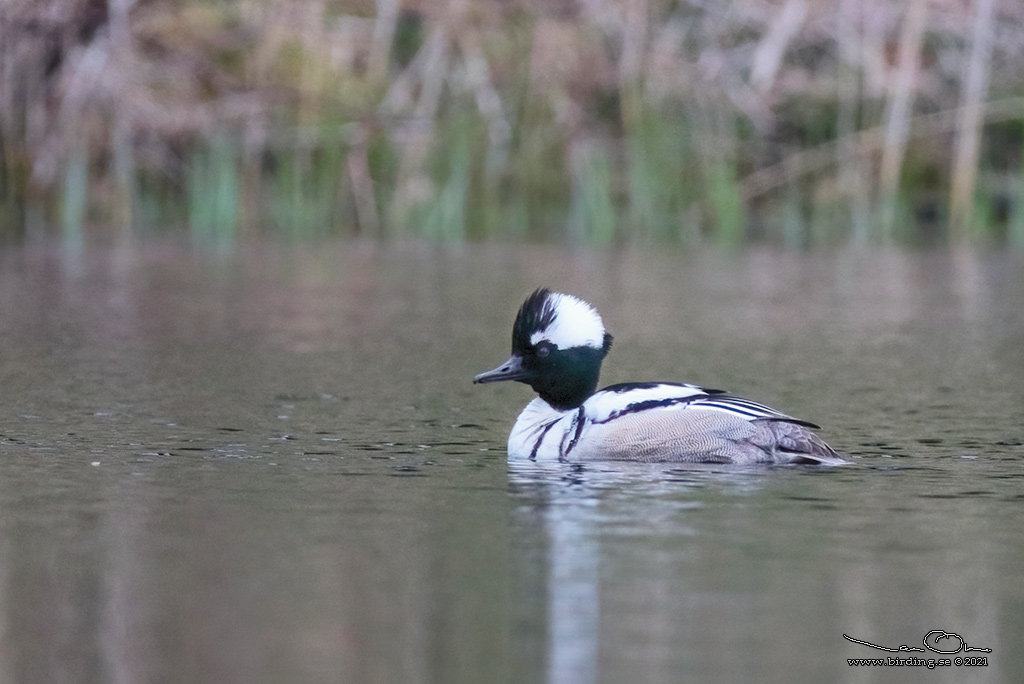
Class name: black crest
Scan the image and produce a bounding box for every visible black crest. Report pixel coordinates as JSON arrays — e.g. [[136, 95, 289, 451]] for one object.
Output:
[[511, 288, 556, 354]]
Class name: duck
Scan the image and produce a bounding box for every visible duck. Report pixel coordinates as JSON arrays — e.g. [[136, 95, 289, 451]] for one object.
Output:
[[473, 288, 846, 465]]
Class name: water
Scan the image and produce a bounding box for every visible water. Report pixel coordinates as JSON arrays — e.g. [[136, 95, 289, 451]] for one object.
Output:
[[0, 241, 1021, 684]]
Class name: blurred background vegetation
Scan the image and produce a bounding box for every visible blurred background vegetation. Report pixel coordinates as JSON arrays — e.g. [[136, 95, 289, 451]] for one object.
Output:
[[2, 0, 1024, 247]]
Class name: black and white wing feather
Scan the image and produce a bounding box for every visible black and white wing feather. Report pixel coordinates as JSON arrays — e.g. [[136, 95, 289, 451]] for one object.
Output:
[[568, 382, 841, 464]]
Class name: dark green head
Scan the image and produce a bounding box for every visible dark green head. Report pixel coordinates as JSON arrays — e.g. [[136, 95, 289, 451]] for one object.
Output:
[[474, 289, 613, 410]]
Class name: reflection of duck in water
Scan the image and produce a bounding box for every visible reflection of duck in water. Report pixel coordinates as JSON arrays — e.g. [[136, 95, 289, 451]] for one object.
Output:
[[475, 289, 846, 465]]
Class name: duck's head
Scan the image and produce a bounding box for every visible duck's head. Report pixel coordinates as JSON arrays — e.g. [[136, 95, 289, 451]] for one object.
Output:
[[474, 288, 613, 410]]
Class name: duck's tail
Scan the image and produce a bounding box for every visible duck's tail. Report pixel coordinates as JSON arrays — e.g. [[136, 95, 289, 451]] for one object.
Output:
[[764, 419, 849, 465]]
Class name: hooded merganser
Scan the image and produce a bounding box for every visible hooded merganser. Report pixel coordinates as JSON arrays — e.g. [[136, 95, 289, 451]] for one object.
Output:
[[474, 288, 845, 465]]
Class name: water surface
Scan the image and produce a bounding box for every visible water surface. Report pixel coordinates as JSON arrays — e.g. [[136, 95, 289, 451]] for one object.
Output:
[[0, 241, 1021, 684]]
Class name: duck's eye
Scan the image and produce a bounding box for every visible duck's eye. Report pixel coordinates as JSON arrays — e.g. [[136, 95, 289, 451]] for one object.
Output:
[[536, 344, 551, 358]]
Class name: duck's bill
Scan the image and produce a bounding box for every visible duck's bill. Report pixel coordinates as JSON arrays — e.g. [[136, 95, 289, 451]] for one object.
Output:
[[473, 355, 526, 384]]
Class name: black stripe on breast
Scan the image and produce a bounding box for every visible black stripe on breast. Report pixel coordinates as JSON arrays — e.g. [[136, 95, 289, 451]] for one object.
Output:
[[561, 406, 588, 460], [529, 420, 559, 461]]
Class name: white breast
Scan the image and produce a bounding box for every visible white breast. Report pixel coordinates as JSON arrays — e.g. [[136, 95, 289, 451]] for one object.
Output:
[[507, 397, 575, 461]]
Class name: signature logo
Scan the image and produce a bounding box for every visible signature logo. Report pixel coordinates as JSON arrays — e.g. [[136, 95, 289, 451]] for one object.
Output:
[[844, 630, 992, 655]]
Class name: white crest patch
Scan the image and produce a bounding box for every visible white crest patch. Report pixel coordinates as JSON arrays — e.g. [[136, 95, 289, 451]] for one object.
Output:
[[530, 292, 606, 349]]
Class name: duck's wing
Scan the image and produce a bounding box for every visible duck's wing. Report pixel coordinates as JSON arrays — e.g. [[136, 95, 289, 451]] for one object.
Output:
[[681, 393, 821, 428], [575, 384, 844, 464], [589, 382, 812, 425], [586, 382, 720, 422]]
